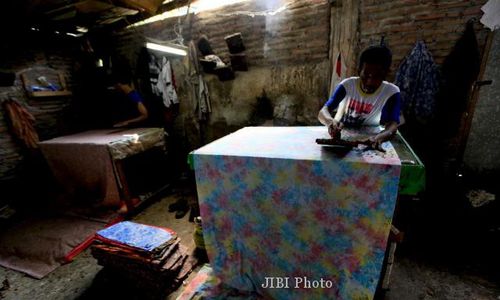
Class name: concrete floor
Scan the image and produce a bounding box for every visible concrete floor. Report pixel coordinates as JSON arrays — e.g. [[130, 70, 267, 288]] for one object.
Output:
[[1, 187, 500, 300]]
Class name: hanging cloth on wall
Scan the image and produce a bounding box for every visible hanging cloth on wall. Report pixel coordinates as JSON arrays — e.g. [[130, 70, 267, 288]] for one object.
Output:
[[148, 53, 162, 98], [2, 99, 39, 149], [395, 40, 440, 125], [329, 52, 347, 96], [186, 40, 211, 121], [480, 0, 500, 30], [136, 47, 162, 100], [188, 40, 200, 75], [329, 52, 347, 121], [197, 74, 211, 120], [157, 57, 179, 108]]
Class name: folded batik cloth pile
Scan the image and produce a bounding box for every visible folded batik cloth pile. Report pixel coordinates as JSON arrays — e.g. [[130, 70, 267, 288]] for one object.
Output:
[[92, 221, 195, 297]]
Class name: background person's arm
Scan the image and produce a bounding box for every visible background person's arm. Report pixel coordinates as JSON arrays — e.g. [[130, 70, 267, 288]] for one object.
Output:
[[114, 102, 149, 127]]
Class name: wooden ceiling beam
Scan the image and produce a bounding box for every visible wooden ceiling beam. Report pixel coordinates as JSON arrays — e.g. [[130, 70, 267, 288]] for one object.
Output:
[[111, 0, 164, 15], [157, 0, 190, 14]]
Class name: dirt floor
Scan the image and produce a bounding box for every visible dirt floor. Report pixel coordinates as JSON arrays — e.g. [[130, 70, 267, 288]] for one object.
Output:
[[1, 185, 500, 300], [0, 187, 201, 300]]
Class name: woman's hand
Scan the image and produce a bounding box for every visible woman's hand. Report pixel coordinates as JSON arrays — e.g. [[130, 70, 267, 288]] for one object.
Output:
[[368, 135, 384, 151], [328, 120, 343, 140], [362, 121, 398, 151]]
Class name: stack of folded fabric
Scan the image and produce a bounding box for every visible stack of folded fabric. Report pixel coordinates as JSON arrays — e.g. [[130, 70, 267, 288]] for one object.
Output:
[[91, 221, 195, 297]]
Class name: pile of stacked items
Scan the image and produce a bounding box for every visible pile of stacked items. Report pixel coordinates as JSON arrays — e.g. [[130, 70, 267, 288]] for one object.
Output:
[[91, 221, 194, 297]]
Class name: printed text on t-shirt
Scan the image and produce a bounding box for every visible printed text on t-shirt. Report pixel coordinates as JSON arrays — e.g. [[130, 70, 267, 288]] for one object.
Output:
[[347, 98, 373, 114]]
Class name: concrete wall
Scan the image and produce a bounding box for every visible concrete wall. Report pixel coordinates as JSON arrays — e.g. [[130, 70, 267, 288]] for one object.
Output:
[[463, 31, 500, 175]]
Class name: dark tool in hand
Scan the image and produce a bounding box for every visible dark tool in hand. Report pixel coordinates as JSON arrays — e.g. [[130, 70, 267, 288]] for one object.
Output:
[[316, 138, 386, 153]]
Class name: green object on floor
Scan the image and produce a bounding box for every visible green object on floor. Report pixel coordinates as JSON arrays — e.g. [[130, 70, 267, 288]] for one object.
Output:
[[193, 217, 205, 250]]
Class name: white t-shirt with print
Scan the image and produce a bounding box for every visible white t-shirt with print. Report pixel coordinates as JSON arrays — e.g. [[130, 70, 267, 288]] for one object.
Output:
[[333, 77, 400, 126]]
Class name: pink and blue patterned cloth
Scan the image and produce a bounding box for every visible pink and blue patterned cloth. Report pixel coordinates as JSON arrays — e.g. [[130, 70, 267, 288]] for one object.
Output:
[[193, 127, 401, 299]]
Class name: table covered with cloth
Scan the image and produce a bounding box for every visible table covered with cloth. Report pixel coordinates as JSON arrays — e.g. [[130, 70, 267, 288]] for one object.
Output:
[[39, 128, 165, 206], [192, 126, 401, 300]]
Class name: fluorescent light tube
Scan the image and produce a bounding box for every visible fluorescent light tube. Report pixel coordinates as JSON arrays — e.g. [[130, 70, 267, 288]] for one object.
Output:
[[146, 42, 187, 56]]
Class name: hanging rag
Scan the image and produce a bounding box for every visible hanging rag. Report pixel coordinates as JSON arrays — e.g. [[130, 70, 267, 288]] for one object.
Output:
[[2, 99, 39, 149], [329, 52, 346, 96], [136, 47, 162, 100], [197, 74, 211, 120], [329, 52, 348, 120], [186, 40, 212, 121], [395, 40, 440, 124], [480, 0, 500, 30], [188, 40, 200, 75], [148, 53, 162, 97], [157, 57, 179, 108]]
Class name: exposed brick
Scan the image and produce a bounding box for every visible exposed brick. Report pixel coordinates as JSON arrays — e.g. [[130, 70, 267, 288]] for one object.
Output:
[[414, 13, 447, 21], [359, 0, 488, 77], [437, 1, 473, 9], [116, 0, 330, 68]]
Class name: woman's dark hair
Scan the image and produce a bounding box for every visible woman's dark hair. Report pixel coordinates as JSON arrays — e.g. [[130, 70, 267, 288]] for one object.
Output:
[[111, 72, 131, 85], [358, 45, 393, 71], [111, 55, 132, 84]]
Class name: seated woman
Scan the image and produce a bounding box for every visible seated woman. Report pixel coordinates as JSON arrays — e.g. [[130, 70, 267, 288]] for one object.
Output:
[[112, 75, 149, 128]]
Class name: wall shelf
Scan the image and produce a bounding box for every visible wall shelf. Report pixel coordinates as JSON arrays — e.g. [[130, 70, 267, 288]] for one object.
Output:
[[21, 72, 72, 98], [29, 90, 73, 97]]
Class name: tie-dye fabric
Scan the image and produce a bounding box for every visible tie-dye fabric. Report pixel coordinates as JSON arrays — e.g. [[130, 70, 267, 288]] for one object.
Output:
[[193, 127, 401, 300]]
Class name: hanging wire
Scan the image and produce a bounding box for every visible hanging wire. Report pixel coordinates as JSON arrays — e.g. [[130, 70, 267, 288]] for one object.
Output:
[[103, 0, 192, 47], [172, 0, 192, 46], [214, 3, 288, 18]]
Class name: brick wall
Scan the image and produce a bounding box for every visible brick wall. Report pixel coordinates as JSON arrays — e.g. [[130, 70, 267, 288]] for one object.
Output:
[[0, 0, 490, 188], [358, 0, 489, 77], [111, 0, 332, 150], [111, 0, 490, 153], [0, 34, 76, 182], [125, 0, 489, 74], [109, 0, 490, 154], [113, 0, 330, 66], [190, 0, 330, 66], [352, 0, 490, 173], [1, 0, 491, 183]]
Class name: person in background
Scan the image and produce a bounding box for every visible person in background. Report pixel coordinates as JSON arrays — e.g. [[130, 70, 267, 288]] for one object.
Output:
[[318, 45, 401, 149], [110, 75, 150, 214], [113, 76, 149, 128]]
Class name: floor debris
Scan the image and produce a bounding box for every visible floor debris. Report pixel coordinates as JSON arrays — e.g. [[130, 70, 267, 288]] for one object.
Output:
[[466, 189, 496, 207]]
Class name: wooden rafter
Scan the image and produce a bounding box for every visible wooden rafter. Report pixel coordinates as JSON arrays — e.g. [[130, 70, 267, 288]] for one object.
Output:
[[111, 0, 164, 15]]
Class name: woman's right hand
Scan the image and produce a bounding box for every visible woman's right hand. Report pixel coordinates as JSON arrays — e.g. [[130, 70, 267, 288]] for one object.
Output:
[[328, 120, 343, 140]]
